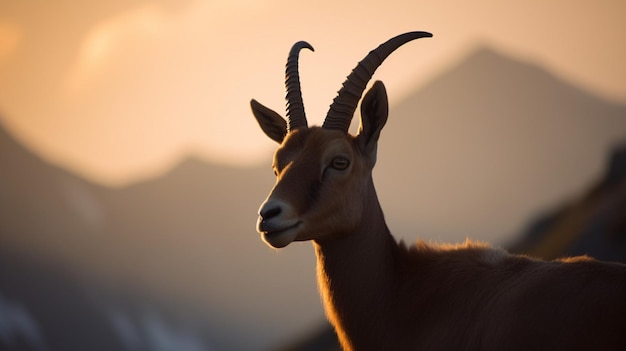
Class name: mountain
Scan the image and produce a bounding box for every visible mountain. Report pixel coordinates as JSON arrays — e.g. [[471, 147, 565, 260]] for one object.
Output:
[[2, 46, 626, 350], [0, 248, 217, 351], [510, 143, 626, 261], [0, 122, 107, 257], [376, 47, 626, 244], [0, 120, 323, 350]]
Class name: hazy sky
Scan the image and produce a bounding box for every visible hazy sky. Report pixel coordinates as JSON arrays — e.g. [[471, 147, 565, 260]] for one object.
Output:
[[0, 0, 625, 185]]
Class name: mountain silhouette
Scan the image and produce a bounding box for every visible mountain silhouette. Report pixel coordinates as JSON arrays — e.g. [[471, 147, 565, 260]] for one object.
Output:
[[0, 119, 322, 350], [376, 46, 626, 244], [510, 142, 626, 261], [1, 46, 626, 350]]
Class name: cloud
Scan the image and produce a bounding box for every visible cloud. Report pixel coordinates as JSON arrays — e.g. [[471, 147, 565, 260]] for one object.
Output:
[[64, 4, 170, 96], [51, 1, 277, 184], [0, 21, 21, 62], [4, 0, 625, 185]]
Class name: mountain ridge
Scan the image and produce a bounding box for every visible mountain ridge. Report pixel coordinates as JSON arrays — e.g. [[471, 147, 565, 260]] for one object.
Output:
[[376, 45, 626, 243], [428, 46, 626, 108]]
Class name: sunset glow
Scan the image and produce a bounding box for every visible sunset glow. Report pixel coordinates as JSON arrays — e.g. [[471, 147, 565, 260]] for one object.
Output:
[[0, 0, 625, 185], [2, 3, 626, 349], [0, 22, 21, 62]]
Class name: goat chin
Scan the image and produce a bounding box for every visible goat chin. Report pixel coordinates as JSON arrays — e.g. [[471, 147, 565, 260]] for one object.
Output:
[[260, 225, 301, 248]]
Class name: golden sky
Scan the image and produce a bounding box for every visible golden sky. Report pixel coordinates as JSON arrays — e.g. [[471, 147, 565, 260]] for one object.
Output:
[[0, 0, 625, 185]]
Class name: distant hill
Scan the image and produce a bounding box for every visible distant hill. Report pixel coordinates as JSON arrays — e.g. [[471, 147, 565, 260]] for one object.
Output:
[[1, 46, 626, 351], [0, 119, 323, 350]]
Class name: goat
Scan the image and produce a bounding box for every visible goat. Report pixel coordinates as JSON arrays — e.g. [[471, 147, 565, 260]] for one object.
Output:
[[250, 32, 626, 350]]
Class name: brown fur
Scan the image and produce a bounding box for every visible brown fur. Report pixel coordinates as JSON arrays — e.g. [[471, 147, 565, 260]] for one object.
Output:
[[256, 126, 626, 351], [252, 36, 626, 350], [312, 179, 626, 350]]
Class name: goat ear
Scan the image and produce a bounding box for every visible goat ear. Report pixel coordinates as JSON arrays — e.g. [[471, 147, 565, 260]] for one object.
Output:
[[356, 81, 388, 164], [251, 99, 287, 143]]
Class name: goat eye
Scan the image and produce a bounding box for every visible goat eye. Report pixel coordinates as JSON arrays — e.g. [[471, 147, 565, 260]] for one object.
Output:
[[331, 157, 350, 170]]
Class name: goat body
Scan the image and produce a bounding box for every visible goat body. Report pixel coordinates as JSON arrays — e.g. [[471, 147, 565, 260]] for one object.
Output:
[[251, 32, 626, 350]]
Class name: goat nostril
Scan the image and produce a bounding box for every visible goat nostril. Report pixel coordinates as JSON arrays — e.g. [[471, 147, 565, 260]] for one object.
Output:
[[260, 205, 282, 220]]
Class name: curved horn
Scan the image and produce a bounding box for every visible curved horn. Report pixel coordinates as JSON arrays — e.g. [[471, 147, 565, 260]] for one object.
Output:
[[322, 31, 432, 132], [285, 41, 314, 131]]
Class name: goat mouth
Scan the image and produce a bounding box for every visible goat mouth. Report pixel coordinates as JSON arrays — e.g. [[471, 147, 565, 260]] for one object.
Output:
[[261, 222, 302, 248]]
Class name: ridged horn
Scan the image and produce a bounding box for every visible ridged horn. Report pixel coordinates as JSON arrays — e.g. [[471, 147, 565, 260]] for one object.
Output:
[[285, 41, 314, 131], [322, 31, 432, 132]]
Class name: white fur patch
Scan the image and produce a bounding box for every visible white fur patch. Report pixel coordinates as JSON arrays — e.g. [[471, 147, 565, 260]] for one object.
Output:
[[480, 247, 509, 265]]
